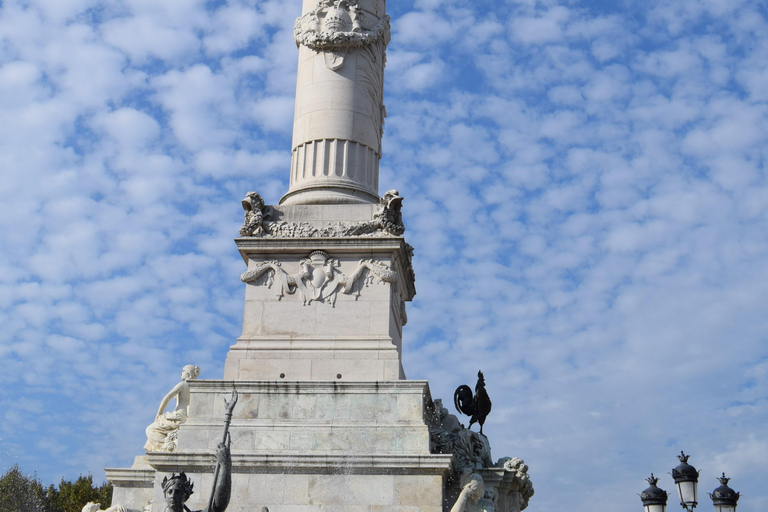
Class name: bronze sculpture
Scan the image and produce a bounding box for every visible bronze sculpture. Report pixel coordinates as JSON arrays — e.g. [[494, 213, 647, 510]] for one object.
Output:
[[161, 440, 231, 512], [161, 390, 238, 512], [454, 370, 493, 435]]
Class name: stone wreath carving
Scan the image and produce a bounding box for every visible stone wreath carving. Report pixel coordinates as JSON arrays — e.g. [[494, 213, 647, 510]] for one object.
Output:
[[294, 0, 391, 53], [237, 189, 405, 238], [240, 251, 397, 306]]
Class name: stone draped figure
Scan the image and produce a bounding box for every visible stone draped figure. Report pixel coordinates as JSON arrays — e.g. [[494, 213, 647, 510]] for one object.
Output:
[[144, 365, 200, 452]]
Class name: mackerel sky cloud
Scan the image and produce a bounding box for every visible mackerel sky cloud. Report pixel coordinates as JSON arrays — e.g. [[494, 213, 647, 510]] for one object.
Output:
[[1, 0, 767, 511]]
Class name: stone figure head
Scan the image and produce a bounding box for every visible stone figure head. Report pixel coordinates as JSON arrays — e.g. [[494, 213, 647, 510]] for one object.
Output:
[[162, 472, 194, 511], [382, 189, 403, 210], [462, 473, 485, 502], [242, 192, 264, 212], [181, 365, 201, 381], [81, 503, 100, 512]]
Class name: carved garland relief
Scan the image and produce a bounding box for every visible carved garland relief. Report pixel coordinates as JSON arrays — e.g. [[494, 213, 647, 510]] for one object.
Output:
[[238, 189, 406, 238], [241, 251, 396, 306], [294, 0, 390, 70]]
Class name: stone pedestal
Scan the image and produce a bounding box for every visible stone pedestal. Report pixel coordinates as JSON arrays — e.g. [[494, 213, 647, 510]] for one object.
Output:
[[224, 204, 413, 382], [109, 380, 452, 512]]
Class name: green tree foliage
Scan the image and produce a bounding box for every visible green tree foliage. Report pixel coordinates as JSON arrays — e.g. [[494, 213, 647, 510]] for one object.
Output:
[[0, 466, 112, 512], [0, 465, 49, 512]]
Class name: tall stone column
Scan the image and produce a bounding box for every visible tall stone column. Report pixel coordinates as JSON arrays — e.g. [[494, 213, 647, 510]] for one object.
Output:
[[281, 0, 390, 205], [106, 2, 469, 511]]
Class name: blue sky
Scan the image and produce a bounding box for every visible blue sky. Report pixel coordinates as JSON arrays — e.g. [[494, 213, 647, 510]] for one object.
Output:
[[1, 0, 767, 511]]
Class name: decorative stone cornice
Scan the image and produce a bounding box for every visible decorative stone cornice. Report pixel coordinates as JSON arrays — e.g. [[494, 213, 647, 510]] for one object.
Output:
[[187, 379, 430, 395], [146, 452, 452, 475], [239, 190, 405, 239]]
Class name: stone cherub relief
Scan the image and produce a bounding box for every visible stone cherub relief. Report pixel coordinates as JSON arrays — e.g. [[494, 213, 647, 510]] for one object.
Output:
[[240, 250, 396, 306], [294, 0, 390, 70], [429, 373, 534, 512], [237, 189, 406, 238], [144, 365, 200, 452]]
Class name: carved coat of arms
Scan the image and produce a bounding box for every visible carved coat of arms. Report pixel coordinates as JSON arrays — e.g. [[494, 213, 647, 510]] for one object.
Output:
[[241, 251, 396, 306]]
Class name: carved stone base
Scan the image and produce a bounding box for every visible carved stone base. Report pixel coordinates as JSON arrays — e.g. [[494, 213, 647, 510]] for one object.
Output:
[[108, 380, 452, 512], [227, 232, 414, 381]]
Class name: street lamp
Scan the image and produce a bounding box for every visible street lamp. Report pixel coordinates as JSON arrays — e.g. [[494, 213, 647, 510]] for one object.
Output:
[[671, 451, 700, 511], [709, 473, 739, 512], [640, 474, 668, 512], [642, 453, 741, 512]]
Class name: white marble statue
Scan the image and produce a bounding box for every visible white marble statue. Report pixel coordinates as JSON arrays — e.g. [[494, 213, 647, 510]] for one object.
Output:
[[81, 503, 128, 512], [451, 473, 487, 512], [144, 365, 200, 452]]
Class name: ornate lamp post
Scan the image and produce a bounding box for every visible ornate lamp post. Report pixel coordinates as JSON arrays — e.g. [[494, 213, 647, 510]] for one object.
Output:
[[709, 473, 739, 512], [640, 474, 669, 512], [642, 453, 741, 512], [671, 451, 700, 511]]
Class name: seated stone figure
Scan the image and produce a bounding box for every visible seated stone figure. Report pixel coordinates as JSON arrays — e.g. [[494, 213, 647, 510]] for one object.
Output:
[[162, 441, 231, 512], [144, 365, 200, 452]]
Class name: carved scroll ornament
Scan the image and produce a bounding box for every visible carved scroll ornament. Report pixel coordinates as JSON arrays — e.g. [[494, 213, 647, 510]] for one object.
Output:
[[240, 251, 396, 306]]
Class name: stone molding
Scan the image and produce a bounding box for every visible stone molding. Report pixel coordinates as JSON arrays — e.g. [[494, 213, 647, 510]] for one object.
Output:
[[146, 452, 452, 475], [187, 379, 430, 395], [229, 335, 400, 349], [103, 468, 155, 487]]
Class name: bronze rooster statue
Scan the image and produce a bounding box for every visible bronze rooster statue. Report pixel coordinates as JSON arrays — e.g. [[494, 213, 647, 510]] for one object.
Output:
[[454, 370, 492, 435]]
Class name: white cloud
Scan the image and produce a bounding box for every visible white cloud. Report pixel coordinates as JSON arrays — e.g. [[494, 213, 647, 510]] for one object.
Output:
[[2, 1, 768, 511]]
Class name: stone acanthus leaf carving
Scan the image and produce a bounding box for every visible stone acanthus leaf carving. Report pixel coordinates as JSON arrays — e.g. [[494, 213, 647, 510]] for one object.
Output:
[[240, 251, 396, 306], [238, 190, 406, 239], [294, 0, 391, 57]]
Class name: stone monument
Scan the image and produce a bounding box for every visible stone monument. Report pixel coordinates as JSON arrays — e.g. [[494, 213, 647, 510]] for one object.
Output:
[[105, 1, 533, 511]]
